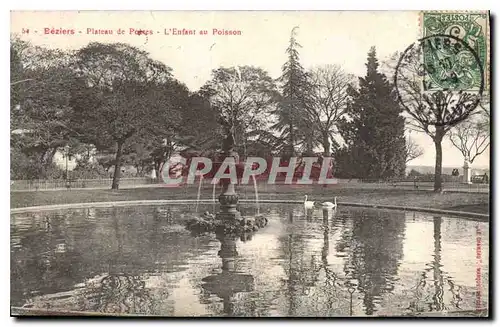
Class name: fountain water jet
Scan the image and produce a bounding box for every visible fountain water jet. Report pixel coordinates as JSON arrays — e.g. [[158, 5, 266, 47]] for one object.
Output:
[[212, 178, 218, 215], [212, 178, 217, 203], [195, 174, 204, 213], [250, 174, 260, 216]]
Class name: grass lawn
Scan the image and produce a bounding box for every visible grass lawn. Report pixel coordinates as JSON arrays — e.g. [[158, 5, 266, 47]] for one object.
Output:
[[10, 183, 490, 215]]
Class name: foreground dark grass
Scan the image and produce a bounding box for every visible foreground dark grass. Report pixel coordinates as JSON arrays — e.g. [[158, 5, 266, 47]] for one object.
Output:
[[10, 183, 490, 215]]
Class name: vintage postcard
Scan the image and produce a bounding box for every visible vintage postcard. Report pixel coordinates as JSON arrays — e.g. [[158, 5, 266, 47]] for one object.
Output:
[[10, 11, 490, 318]]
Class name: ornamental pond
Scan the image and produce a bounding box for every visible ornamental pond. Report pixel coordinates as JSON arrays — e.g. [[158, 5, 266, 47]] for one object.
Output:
[[11, 204, 488, 317]]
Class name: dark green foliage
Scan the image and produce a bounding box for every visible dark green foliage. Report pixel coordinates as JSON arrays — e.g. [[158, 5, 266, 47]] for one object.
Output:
[[10, 37, 77, 179], [70, 42, 185, 189], [11, 36, 414, 185], [337, 47, 406, 179], [273, 28, 317, 157]]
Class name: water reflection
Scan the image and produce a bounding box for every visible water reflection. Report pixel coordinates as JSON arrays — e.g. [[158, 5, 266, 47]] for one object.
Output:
[[404, 216, 463, 314], [11, 204, 488, 317], [201, 234, 254, 316], [337, 209, 405, 315], [11, 206, 215, 314], [429, 216, 445, 312]]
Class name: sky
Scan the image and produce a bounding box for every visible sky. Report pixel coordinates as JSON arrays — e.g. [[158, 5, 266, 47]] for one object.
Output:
[[10, 11, 490, 168]]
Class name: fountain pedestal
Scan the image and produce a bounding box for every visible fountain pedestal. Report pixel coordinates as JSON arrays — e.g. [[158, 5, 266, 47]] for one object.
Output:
[[216, 183, 242, 222], [215, 134, 242, 223]]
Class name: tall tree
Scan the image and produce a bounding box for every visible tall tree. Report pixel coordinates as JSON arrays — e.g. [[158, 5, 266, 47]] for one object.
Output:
[[448, 118, 489, 164], [308, 65, 354, 155], [140, 79, 190, 180], [394, 38, 485, 191], [274, 27, 315, 158], [71, 42, 179, 189], [176, 92, 223, 152], [130, 91, 223, 180], [200, 66, 278, 158], [10, 37, 76, 179], [338, 47, 406, 179]]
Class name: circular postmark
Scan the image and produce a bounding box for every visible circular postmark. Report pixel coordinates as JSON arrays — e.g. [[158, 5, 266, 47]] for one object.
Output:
[[394, 34, 484, 126]]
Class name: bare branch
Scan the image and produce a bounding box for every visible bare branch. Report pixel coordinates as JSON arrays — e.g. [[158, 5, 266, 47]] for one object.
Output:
[[405, 136, 424, 163], [307, 64, 355, 153], [449, 119, 490, 163]]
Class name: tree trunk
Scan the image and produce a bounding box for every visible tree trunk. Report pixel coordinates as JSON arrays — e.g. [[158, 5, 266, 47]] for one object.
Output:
[[111, 141, 124, 190], [322, 133, 330, 156], [306, 134, 314, 155], [433, 127, 445, 192], [45, 147, 58, 168], [289, 123, 295, 156], [155, 161, 162, 184]]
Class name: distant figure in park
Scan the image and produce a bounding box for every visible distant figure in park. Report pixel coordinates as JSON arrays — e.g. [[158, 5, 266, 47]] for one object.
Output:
[[484, 173, 489, 184]]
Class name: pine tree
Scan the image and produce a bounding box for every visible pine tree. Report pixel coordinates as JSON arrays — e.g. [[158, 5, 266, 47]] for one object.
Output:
[[337, 47, 406, 179], [273, 28, 316, 158]]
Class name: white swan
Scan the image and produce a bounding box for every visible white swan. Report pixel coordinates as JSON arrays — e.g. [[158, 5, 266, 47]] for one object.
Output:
[[321, 197, 337, 209], [304, 195, 315, 209]]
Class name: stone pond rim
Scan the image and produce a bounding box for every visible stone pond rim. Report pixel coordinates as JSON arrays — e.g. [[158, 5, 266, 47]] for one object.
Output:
[[9, 199, 489, 220]]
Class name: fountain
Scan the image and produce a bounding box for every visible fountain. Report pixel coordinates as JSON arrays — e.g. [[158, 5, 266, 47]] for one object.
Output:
[[185, 132, 268, 236]]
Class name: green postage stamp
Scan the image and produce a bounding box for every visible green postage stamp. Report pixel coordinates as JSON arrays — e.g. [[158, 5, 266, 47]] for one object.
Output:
[[421, 11, 489, 91]]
